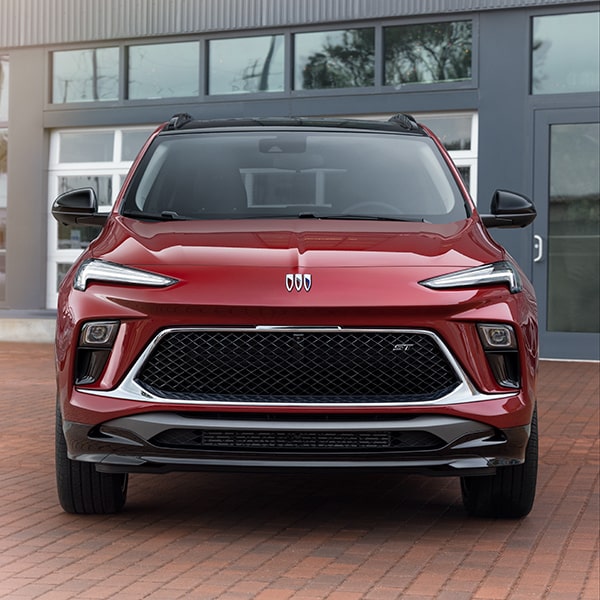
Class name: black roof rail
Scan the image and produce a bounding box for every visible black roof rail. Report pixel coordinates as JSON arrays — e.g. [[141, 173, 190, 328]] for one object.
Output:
[[160, 114, 426, 135], [387, 113, 421, 132], [165, 113, 194, 130]]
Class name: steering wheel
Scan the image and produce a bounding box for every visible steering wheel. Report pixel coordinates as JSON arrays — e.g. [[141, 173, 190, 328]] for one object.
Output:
[[343, 201, 403, 215]]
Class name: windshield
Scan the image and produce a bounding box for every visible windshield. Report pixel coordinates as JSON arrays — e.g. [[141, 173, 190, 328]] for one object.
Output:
[[122, 129, 468, 223]]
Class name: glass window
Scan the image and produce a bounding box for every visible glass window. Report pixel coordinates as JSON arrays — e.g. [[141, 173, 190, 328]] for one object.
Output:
[[128, 42, 199, 99], [56, 263, 72, 290], [384, 21, 472, 85], [457, 166, 470, 190], [547, 123, 600, 333], [122, 129, 154, 161], [532, 12, 600, 95], [294, 29, 374, 90], [48, 127, 156, 308], [56, 176, 111, 250], [52, 48, 119, 103], [364, 112, 478, 200], [209, 35, 284, 95], [59, 175, 112, 207], [59, 131, 114, 163], [0, 56, 8, 121], [124, 131, 467, 223], [415, 114, 472, 150], [416, 113, 478, 202], [57, 222, 103, 251]]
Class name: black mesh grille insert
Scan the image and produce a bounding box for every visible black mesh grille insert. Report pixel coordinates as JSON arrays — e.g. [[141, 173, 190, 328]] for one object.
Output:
[[135, 330, 460, 403], [150, 428, 444, 452]]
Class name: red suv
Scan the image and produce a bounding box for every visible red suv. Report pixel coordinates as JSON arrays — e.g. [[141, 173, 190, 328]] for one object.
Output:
[[52, 114, 538, 517]]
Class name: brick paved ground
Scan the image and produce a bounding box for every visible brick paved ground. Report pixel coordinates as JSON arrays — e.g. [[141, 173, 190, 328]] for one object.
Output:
[[0, 342, 598, 600]]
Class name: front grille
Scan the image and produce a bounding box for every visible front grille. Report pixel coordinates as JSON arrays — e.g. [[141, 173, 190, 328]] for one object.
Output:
[[135, 329, 460, 404], [150, 428, 444, 452]]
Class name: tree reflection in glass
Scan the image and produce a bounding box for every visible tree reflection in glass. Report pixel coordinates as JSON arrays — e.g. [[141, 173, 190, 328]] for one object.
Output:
[[384, 21, 472, 86], [295, 29, 374, 90], [209, 36, 284, 95]]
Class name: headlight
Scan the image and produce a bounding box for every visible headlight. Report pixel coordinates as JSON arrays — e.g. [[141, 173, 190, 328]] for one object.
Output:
[[74, 259, 178, 291], [419, 261, 522, 294]]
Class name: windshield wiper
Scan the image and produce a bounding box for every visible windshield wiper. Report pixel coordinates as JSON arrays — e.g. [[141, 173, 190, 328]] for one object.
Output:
[[160, 211, 190, 220], [121, 209, 191, 221], [298, 212, 429, 223]]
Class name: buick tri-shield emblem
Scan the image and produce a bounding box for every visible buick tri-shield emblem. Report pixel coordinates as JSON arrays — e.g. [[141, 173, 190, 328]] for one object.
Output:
[[286, 273, 312, 292]]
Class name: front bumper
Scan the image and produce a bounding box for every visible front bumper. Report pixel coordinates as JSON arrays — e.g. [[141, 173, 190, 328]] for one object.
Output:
[[71, 327, 512, 408], [63, 411, 530, 476]]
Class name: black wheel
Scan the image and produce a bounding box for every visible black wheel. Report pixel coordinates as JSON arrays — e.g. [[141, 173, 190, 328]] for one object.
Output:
[[461, 406, 538, 518], [55, 405, 128, 514]]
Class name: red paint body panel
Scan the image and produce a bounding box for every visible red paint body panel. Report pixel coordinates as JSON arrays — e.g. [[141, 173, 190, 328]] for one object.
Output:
[[53, 118, 538, 488], [56, 216, 537, 419]]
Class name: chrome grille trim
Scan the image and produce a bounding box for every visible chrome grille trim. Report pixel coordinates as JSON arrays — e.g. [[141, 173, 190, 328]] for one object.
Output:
[[78, 327, 516, 407]]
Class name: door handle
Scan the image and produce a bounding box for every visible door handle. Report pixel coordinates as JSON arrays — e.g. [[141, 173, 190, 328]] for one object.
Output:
[[533, 234, 543, 263]]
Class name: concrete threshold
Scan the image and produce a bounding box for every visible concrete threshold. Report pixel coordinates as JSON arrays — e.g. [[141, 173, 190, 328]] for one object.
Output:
[[0, 310, 57, 343]]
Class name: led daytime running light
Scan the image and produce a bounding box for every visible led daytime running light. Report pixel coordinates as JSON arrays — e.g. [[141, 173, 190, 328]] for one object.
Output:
[[74, 259, 177, 291], [420, 261, 522, 294]]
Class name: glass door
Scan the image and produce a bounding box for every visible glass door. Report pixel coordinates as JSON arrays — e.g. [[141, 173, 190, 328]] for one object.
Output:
[[533, 108, 600, 359]]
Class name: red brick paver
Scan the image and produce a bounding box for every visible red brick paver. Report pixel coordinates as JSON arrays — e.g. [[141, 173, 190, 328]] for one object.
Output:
[[0, 342, 598, 599]]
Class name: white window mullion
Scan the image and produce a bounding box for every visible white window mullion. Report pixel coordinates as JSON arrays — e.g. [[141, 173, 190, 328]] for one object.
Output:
[[47, 126, 152, 309]]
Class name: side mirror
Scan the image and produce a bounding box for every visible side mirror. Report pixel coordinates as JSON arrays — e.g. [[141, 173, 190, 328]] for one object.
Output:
[[51, 188, 108, 226], [481, 190, 537, 228]]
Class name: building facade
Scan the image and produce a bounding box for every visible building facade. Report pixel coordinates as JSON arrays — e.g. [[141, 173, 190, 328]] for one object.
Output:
[[0, 0, 598, 359]]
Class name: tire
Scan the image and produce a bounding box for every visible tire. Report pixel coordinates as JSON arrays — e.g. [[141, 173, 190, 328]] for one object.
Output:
[[55, 405, 128, 514], [461, 405, 538, 518]]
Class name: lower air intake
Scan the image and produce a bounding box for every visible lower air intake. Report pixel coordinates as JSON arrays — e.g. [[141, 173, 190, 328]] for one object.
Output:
[[150, 428, 444, 452]]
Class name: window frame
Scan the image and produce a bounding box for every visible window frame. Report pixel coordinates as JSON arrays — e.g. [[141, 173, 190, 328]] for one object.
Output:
[[51, 46, 120, 104], [207, 34, 286, 96], [292, 27, 376, 91], [47, 126, 155, 308], [127, 40, 201, 100], [382, 19, 475, 89], [530, 10, 600, 96], [45, 15, 478, 107]]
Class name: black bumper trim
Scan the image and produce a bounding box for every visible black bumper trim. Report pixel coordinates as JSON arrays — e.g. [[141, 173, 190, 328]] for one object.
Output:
[[63, 412, 530, 477]]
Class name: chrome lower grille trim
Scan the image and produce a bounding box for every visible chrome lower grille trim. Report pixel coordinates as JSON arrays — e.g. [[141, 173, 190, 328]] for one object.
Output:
[[78, 327, 516, 407]]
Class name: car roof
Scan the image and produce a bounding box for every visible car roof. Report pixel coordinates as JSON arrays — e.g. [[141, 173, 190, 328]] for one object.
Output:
[[162, 113, 427, 136]]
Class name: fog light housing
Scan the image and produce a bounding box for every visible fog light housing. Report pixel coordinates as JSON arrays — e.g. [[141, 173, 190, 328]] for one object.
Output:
[[478, 324, 517, 350], [477, 323, 520, 388], [75, 321, 120, 385], [80, 321, 120, 346]]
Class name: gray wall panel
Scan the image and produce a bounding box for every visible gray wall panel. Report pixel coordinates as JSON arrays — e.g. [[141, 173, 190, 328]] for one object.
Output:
[[477, 8, 534, 277], [0, 0, 587, 49], [5, 48, 47, 309]]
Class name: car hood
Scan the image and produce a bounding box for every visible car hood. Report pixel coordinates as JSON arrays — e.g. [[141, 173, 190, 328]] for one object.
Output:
[[94, 217, 501, 271]]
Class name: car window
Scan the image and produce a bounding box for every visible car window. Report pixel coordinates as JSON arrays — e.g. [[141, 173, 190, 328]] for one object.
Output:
[[122, 130, 468, 223]]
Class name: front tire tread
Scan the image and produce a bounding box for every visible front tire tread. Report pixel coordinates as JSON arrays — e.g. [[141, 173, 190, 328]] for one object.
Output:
[[55, 405, 128, 514], [461, 406, 538, 518]]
